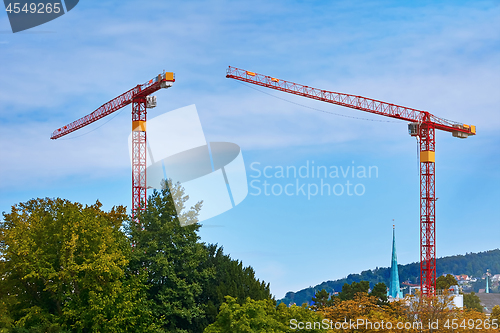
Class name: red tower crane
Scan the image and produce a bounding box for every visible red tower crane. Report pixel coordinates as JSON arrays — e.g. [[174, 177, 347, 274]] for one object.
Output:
[[51, 71, 175, 215], [226, 66, 475, 296]]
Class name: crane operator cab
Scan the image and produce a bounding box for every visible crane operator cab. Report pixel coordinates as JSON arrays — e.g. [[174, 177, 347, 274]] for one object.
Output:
[[146, 95, 157, 109], [408, 123, 419, 137]]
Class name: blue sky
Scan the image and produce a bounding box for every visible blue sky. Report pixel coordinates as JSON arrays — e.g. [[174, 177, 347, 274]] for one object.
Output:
[[1, 0, 499, 298]]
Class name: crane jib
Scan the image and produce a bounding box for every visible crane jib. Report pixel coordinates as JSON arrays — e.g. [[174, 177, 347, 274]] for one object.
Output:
[[226, 65, 476, 297], [50, 72, 175, 140], [226, 66, 475, 138]]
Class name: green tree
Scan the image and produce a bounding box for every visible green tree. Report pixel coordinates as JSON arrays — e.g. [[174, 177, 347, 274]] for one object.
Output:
[[197, 244, 272, 329], [337, 281, 370, 301], [127, 180, 211, 333], [311, 289, 332, 310], [204, 296, 324, 333], [370, 282, 388, 304], [436, 274, 458, 291], [0, 198, 151, 332], [278, 302, 326, 332], [463, 292, 483, 312], [491, 305, 500, 323]]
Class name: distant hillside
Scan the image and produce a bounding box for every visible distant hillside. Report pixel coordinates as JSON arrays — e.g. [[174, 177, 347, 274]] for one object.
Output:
[[279, 249, 500, 306]]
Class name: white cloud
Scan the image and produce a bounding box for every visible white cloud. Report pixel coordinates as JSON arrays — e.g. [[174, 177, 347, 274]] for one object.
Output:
[[1, 0, 498, 298], [2, 0, 497, 186]]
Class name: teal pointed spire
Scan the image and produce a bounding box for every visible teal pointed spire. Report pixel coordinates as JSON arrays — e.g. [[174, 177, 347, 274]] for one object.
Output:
[[486, 270, 490, 294], [388, 225, 403, 299]]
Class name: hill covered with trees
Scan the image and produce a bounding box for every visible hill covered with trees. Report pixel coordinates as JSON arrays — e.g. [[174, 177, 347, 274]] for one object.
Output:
[[279, 249, 500, 306], [2, 181, 498, 332]]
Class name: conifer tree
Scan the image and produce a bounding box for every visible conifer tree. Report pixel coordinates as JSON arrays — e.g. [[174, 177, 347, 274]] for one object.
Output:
[[127, 180, 209, 333]]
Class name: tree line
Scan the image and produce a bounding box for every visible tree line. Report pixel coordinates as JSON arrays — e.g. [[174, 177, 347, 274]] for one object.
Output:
[[0, 181, 271, 332], [1, 181, 498, 332], [280, 250, 500, 307], [204, 283, 500, 333]]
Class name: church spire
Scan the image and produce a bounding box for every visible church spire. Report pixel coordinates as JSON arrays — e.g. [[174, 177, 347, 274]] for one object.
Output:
[[389, 224, 403, 299], [486, 269, 490, 294]]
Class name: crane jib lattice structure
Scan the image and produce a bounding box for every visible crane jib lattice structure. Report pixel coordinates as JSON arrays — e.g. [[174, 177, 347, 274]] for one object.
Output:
[[226, 66, 476, 296], [51, 71, 175, 216]]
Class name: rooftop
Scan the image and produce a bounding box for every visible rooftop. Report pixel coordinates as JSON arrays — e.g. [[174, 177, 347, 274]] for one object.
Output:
[[475, 293, 500, 314]]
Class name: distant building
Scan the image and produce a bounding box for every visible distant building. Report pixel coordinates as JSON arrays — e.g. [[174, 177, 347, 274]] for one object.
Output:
[[408, 287, 463, 309], [455, 274, 470, 281], [448, 286, 463, 308]]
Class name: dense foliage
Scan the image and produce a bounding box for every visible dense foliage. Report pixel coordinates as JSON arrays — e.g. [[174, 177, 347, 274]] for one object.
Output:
[[204, 296, 324, 333], [0, 182, 271, 332], [463, 292, 483, 313], [198, 244, 272, 329], [1, 185, 497, 332], [436, 274, 459, 291], [492, 305, 500, 322], [126, 183, 209, 332], [206, 290, 498, 333], [311, 281, 388, 310], [0, 198, 148, 332]]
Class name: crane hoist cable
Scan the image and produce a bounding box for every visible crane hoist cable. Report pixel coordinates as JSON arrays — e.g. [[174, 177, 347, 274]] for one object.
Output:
[[57, 106, 127, 140], [235, 80, 400, 123]]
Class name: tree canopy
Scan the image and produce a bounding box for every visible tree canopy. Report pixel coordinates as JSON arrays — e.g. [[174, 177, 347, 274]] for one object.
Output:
[[337, 281, 370, 301], [492, 305, 500, 323], [0, 198, 150, 332], [127, 181, 272, 332], [436, 274, 459, 291], [1, 181, 272, 332], [2, 185, 495, 333], [311, 289, 332, 309], [463, 292, 483, 313], [198, 244, 272, 329], [204, 296, 324, 333], [126, 182, 210, 333]]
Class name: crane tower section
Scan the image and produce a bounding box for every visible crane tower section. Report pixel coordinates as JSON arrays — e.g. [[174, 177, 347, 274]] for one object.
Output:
[[226, 66, 475, 296], [51, 71, 175, 216]]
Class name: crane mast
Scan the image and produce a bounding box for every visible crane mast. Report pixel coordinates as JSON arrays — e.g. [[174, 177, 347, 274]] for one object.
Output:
[[226, 66, 475, 296], [51, 71, 175, 216]]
